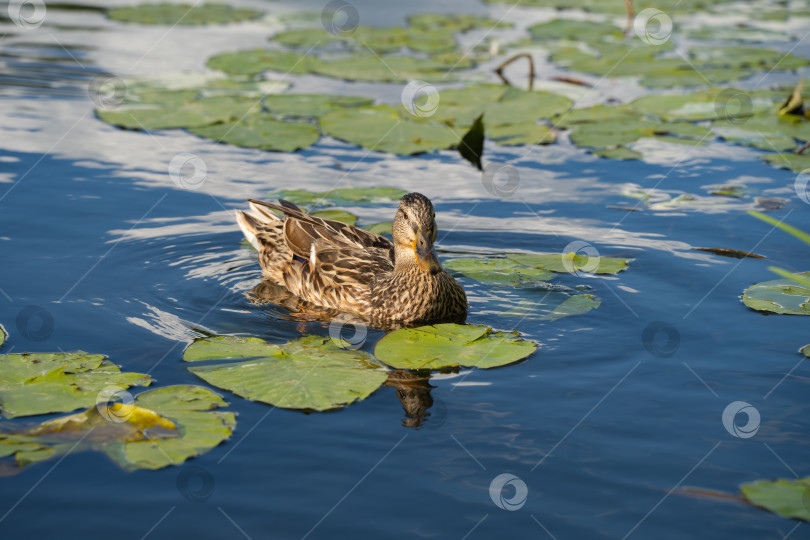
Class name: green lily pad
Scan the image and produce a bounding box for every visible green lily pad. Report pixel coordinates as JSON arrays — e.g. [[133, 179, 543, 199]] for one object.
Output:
[[741, 477, 810, 522], [189, 114, 320, 152], [107, 2, 263, 25], [183, 335, 281, 361], [97, 95, 259, 130], [444, 257, 555, 286], [312, 54, 468, 83], [489, 122, 556, 146], [742, 273, 810, 315], [687, 25, 791, 43], [0, 325, 5, 348], [627, 88, 773, 121], [763, 152, 810, 173], [594, 147, 642, 160], [801, 344, 810, 358], [320, 105, 459, 155], [266, 187, 408, 207], [0, 352, 152, 418], [363, 222, 393, 235], [185, 335, 388, 411], [207, 49, 321, 77], [506, 252, 633, 275], [309, 209, 357, 225], [374, 323, 537, 370], [712, 114, 809, 151], [0, 385, 235, 472], [263, 94, 373, 118]]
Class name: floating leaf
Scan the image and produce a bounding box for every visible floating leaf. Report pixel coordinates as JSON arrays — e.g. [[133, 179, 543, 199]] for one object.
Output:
[[107, 2, 263, 25], [506, 252, 632, 275], [0, 352, 152, 418], [711, 114, 809, 151], [801, 344, 810, 358], [458, 114, 484, 170], [0, 385, 235, 472], [741, 477, 810, 522], [763, 152, 810, 172], [594, 147, 642, 160], [363, 222, 393, 235], [263, 94, 373, 118], [320, 105, 459, 155], [309, 209, 357, 225], [444, 257, 554, 286], [183, 335, 281, 361], [313, 54, 468, 83], [97, 95, 259, 130], [189, 113, 320, 152], [0, 325, 5, 348], [374, 323, 537, 370], [489, 122, 555, 146], [207, 49, 321, 77], [499, 293, 601, 321], [185, 335, 387, 411], [266, 187, 408, 207], [742, 273, 810, 315]]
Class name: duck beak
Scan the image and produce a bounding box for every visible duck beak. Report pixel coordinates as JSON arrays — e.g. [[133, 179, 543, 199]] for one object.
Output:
[[413, 231, 441, 275]]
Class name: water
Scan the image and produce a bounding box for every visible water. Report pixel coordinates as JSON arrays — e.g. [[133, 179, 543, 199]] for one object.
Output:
[[1, 1, 809, 538]]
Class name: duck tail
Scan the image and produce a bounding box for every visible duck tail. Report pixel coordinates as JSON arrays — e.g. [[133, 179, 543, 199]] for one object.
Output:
[[235, 201, 291, 283]]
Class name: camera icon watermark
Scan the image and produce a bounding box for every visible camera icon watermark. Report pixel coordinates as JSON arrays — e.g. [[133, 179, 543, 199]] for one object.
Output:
[[15, 305, 54, 342], [561, 241, 600, 276], [489, 473, 528, 511], [176, 465, 215, 503], [713, 88, 752, 125], [321, 0, 359, 37], [8, 0, 46, 29], [722, 401, 760, 439], [328, 313, 368, 350], [481, 163, 520, 198], [401, 81, 440, 118], [633, 8, 672, 45], [642, 321, 680, 358], [168, 152, 207, 190], [95, 385, 135, 423], [88, 73, 128, 110], [794, 169, 810, 205]]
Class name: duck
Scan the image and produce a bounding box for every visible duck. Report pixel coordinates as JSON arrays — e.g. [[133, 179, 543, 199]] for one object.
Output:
[[235, 192, 467, 325]]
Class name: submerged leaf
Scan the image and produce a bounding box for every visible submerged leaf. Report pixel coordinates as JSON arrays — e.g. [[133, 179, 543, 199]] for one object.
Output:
[[374, 323, 537, 370], [0, 352, 152, 418], [742, 273, 810, 315], [185, 335, 387, 411], [741, 477, 810, 522]]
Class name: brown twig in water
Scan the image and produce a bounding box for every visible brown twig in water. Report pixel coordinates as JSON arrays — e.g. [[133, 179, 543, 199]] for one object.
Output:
[[797, 140, 810, 155], [494, 53, 535, 91], [623, 0, 634, 37]]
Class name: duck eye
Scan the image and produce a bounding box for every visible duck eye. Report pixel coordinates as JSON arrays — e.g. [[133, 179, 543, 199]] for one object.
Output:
[[402, 211, 409, 220]]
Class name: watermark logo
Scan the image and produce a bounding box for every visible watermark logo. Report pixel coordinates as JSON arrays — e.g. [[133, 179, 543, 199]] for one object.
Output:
[[481, 163, 520, 198], [642, 321, 680, 358], [8, 0, 46, 29], [168, 152, 207, 190], [15, 305, 54, 342], [328, 313, 368, 350], [561, 241, 600, 276], [714, 88, 752, 125], [177, 465, 215, 503], [633, 8, 672, 45], [794, 169, 810, 205], [321, 0, 359, 36], [95, 386, 135, 423], [489, 473, 528, 511], [88, 74, 127, 110], [722, 401, 760, 439], [401, 81, 440, 118]]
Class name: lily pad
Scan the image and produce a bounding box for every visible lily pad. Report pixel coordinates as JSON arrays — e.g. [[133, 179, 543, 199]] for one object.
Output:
[[712, 114, 809, 151], [207, 49, 321, 77], [742, 273, 810, 315], [363, 222, 393, 235], [489, 122, 556, 146], [0, 385, 235, 471], [313, 54, 468, 83], [189, 114, 320, 152], [97, 95, 259, 130], [184, 335, 388, 411], [320, 105, 459, 155], [763, 152, 810, 173], [107, 2, 263, 25], [263, 94, 373, 118], [627, 88, 773, 121], [444, 257, 554, 286], [266, 187, 408, 207], [309, 209, 357, 225], [374, 323, 537, 370], [0, 352, 152, 418], [506, 252, 632, 275], [0, 325, 5, 347], [741, 477, 810, 522]]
